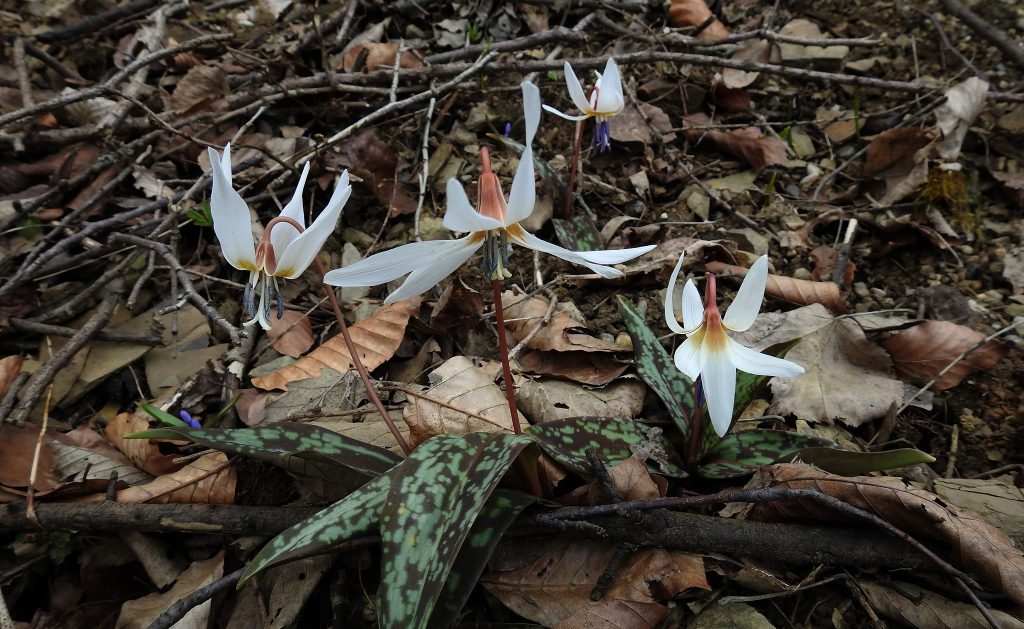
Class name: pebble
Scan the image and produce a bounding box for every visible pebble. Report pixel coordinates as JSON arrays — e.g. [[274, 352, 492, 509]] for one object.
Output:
[[1005, 304, 1024, 317], [981, 289, 1004, 303], [793, 267, 812, 280], [854, 282, 870, 299], [959, 245, 975, 255], [870, 287, 887, 301]]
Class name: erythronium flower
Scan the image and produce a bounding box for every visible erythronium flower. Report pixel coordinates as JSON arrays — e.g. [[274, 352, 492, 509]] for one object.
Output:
[[208, 144, 351, 330], [543, 57, 624, 153], [323, 81, 655, 304], [664, 253, 804, 437]]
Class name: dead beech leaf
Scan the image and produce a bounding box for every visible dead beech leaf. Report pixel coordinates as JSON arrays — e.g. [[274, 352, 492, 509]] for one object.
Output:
[[340, 42, 423, 72], [862, 127, 937, 178], [667, 0, 729, 38], [882, 320, 1005, 390], [860, 581, 1024, 629], [165, 64, 229, 114], [749, 463, 1024, 605], [332, 130, 417, 216], [934, 478, 1024, 548], [722, 39, 774, 89], [684, 113, 787, 171], [403, 356, 515, 446], [502, 291, 621, 353], [706, 260, 846, 313], [0, 423, 57, 491], [935, 77, 989, 162], [483, 537, 708, 627], [0, 354, 22, 399], [103, 412, 182, 476], [251, 297, 421, 391], [515, 377, 644, 423], [116, 551, 224, 629], [518, 351, 629, 386], [608, 455, 661, 501], [114, 452, 236, 504], [267, 310, 314, 358]]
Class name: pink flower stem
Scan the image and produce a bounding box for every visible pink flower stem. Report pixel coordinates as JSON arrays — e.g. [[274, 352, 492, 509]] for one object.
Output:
[[561, 119, 585, 219], [686, 379, 705, 474], [491, 279, 523, 435]]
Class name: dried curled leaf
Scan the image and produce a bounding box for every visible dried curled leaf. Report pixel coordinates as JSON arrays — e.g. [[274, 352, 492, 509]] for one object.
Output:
[[113, 452, 236, 504], [683, 114, 787, 171], [502, 291, 621, 353], [748, 463, 1024, 605], [667, 0, 729, 38], [267, 311, 314, 358], [252, 297, 421, 391], [859, 581, 1024, 629], [706, 260, 846, 314], [881, 320, 1006, 390]]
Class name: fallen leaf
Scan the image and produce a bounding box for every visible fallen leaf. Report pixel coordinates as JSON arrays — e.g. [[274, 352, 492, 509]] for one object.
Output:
[[0, 423, 57, 491], [608, 454, 661, 501], [484, 537, 708, 627], [114, 452, 236, 504], [103, 412, 182, 476], [690, 602, 776, 629], [116, 551, 224, 629], [164, 64, 228, 114], [861, 580, 1024, 628], [706, 260, 846, 313], [515, 377, 645, 423], [607, 101, 677, 145], [252, 297, 420, 391], [1003, 246, 1024, 295], [502, 291, 622, 353], [749, 463, 1024, 605], [267, 310, 314, 358], [518, 351, 629, 386], [0, 354, 22, 399], [881, 320, 1006, 390], [721, 39, 774, 89], [934, 478, 1024, 548], [330, 130, 417, 216], [935, 77, 989, 162], [403, 356, 515, 446], [667, 0, 729, 38], [340, 42, 423, 72], [684, 114, 787, 171], [776, 19, 849, 66], [862, 127, 937, 178]]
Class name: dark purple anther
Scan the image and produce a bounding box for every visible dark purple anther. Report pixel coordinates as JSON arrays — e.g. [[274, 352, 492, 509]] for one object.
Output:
[[180, 410, 201, 429], [694, 376, 705, 410], [592, 120, 611, 154]]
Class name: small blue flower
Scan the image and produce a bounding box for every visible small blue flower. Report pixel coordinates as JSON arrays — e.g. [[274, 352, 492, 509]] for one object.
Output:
[[504, 121, 512, 137], [179, 410, 201, 429]]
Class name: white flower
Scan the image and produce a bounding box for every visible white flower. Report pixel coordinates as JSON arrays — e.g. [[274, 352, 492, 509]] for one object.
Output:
[[542, 58, 624, 152], [664, 253, 804, 437], [208, 144, 351, 330], [324, 80, 655, 304]]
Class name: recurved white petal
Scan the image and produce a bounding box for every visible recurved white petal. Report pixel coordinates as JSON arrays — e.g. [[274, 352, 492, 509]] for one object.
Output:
[[504, 81, 541, 226], [594, 58, 624, 114], [563, 61, 594, 115], [726, 339, 805, 378], [208, 146, 257, 270], [273, 181, 345, 279], [508, 228, 628, 278], [442, 178, 504, 233], [541, 104, 589, 121], [682, 279, 704, 333], [383, 237, 481, 304], [673, 333, 704, 381], [270, 161, 311, 257], [664, 252, 688, 334], [722, 254, 768, 331], [700, 346, 737, 437], [324, 237, 480, 288]]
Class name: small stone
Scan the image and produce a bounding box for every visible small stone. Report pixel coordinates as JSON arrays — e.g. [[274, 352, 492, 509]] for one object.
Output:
[[870, 287, 887, 301], [854, 282, 870, 298], [982, 289, 1004, 303], [793, 267, 812, 280], [1005, 304, 1024, 317], [959, 245, 975, 255]]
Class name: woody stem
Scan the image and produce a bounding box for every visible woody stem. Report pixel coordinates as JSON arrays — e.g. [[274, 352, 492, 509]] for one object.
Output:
[[562, 119, 585, 219], [491, 279, 523, 434], [263, 217, 411, 455]]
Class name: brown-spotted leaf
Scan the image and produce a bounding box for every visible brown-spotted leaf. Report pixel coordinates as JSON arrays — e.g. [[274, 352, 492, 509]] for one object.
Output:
[[267, 310, 314, 358], [112, 452, 236, 504], [881, 320, 1006, 390], [706, 260, 846, 314], [667, 0, 729, 38], [483, 537, 708, 627], [748, 463, 1024, 605], [252, 297, 420, 391]]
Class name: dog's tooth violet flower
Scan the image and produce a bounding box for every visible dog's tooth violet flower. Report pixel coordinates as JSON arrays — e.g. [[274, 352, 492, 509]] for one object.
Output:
[[324, 80, 655, 304], [543, 57, 624, 153], [208, 144, 351, 330], [664, 253, 804, 437]]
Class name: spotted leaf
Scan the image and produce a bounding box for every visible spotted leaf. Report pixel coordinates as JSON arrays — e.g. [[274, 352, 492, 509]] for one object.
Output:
[[698, 429, 832, 479]]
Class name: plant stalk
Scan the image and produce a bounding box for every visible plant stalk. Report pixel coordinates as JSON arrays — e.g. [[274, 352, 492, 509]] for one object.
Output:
[[561, 119, 585, 218], [491, 280, 522, 434], [685, 379, 705, 475]]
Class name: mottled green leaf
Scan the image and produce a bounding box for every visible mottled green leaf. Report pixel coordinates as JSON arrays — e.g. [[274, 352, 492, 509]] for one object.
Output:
[[698, 429, 832, 479], [733, 340, 801, 418], [527, 416, 687, 478], [378, 433, 533, 629], [552, 213, 602, 252], [128, 422, 402, 479], [617, 296, 696, 440], [238, 474, 390, 586], [796, 447, 935, 476], [429, 489, 535, 628]]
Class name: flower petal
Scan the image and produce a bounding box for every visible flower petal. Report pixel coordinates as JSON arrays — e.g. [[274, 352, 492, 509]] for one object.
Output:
[[273, 171, 350, 279], [384, 237, 481, 304], [563, 61, 593, 115], [594, 58, 624, 115], [504, 81, 541, 226], [673, 332, 704, 380], [208, 146, 257, 270], [700, 345, 737, 437], [726, 338, 805, 378], [442, 178, 504, 233], [664, 252, 688, 334], [541, 104, 588, 121], [325, 237, 479, 288], [507, 227, 654, 278], [682, 279, 704, 333], [270, 161, 311, 258], [722, 254, 768, 331]]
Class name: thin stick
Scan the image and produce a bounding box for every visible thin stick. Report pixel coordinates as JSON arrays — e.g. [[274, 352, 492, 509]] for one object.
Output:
[[491, 280, 522, 435], [25, 384, 52, 525]]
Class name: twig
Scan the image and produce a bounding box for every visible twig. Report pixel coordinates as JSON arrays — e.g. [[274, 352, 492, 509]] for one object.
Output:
[[109, 233, 242, 345], [7, 280, 124, 425], [25, 383, 53, 525], [939, 0, 1024, 71], [34, 0, 161, 43], [13, 38, 34, 110], [30, 254, 137, 323], [413, 81, 437, 242], [425, 26, 588, 65], [99, 4, 170, 132], [0, 374, 28, 425], [7, 318, 163, 345], [147, 568, 245, 629]]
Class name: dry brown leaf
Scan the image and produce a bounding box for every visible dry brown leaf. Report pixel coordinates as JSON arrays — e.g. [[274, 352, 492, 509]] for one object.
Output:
[[706, 260, 847, 313], [267, 310, 314, 358], [165, 64, 228, 114], [749, 463, 1024, 605], [340, 42, 423, 72], [103, 412, 182, 476], [502, 291, 621, 353], [667, 0, 729, 38], [684, 114, 787, 171], [882, 320, 1006, 390], [608, 455, 661, 501], [116, 551, 224, 629], [0, 423, 56, 491], [403, 356, 515, 446], [114, 452, 236, 504], [483, 537, 708, 627], [1004, 246, 1024, 295], [934, 478, 1024, 548], [252, 297, 421, 391], [515, 377, 644, 423], [518, 351, 629, 386], [48, 439, 151, 497], [0, 354, 22, 399], [721, 39, 774, 90], [331, 130, 417, 216], [860, 581, 1024, 628]]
